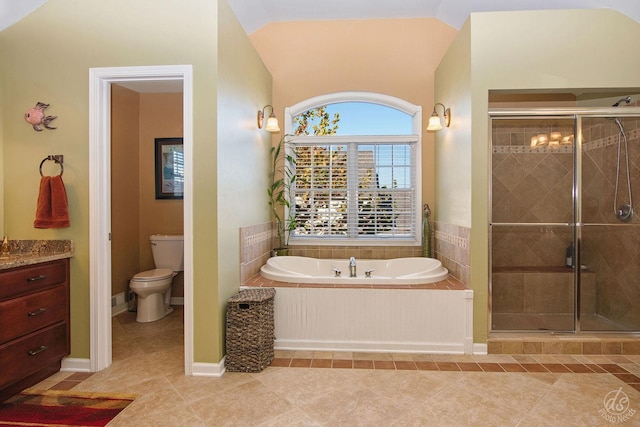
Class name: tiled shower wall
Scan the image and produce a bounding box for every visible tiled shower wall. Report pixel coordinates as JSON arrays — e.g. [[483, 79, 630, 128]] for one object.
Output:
[[581, 116, 640, 329], [492, 120, 575, 226], [491, 114, 640, 330]]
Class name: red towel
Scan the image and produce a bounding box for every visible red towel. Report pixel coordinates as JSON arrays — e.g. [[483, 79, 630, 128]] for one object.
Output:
[[34, 175, 70, 228]]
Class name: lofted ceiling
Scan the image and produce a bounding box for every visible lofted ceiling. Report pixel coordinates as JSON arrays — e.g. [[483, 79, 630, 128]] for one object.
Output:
[[0, 0, 47, 32], [2, 1, 640, 34], [225, 0, 640, 34]]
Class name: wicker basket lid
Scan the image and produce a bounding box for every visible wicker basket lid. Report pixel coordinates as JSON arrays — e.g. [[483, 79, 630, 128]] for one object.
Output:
[[228, 287, 275, 303]]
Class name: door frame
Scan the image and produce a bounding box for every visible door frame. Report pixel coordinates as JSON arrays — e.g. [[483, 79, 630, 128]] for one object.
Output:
[[88, 65, 194, 373]]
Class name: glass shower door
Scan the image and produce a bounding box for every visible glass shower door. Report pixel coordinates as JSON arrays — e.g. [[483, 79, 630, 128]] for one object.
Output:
[[579, 115, 640, 331], [490, 117, 576, 332]]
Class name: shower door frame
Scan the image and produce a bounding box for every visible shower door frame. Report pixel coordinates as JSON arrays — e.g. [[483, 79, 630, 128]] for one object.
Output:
[[489, 107, 640, 334]]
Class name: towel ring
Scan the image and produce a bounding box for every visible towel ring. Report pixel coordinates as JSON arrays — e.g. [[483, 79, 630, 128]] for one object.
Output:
[[39, 155, 64, 177]]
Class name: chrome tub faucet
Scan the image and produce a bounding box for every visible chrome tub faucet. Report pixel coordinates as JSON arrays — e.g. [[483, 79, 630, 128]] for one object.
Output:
[[349, 256, 357, 277]]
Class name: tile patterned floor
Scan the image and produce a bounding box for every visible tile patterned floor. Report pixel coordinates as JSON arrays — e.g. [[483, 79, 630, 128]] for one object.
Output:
[[27, 306, 640, 426]]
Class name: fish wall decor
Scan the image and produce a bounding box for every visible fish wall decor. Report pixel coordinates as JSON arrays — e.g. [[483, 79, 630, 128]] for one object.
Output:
[[25, 102, 57, 131]]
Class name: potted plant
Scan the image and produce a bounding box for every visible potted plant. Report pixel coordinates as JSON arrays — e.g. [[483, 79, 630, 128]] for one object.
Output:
[[268, 134, 296, 256]]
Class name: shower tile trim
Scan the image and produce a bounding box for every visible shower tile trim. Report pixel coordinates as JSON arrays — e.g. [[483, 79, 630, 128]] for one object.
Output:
[[492, 127, 638, 154]]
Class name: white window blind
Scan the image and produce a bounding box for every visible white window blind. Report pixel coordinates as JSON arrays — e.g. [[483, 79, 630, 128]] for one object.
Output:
[[290, 135, 417, 241]]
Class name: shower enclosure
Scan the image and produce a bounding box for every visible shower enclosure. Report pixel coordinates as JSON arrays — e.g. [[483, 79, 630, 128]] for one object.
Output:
[[490, 107, 640, 333]]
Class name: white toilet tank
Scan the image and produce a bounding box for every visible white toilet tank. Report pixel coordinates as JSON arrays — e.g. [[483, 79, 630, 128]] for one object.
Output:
[[150, 234, 184, 272]]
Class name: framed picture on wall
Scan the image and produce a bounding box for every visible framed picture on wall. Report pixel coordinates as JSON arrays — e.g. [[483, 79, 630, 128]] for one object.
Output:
[[155, 137, 184, 199]]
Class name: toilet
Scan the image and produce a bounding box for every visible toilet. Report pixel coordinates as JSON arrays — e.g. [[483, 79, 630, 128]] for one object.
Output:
[[129, 234, 184, 323]]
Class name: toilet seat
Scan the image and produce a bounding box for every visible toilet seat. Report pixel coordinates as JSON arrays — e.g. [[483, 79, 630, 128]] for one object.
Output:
[[131, 268, 174, 282]]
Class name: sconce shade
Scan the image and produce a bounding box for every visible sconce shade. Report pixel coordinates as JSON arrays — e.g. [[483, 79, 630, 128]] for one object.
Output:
[[426, 103, 451, 131], [265, 115, 280, 132], [427, 113, 443, 131], [258, 105, 280, 133]]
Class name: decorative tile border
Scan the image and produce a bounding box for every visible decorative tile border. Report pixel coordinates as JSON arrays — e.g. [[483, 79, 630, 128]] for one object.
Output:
[[492, 144, 573, 154], [434, 230, 468, 250], [492, 127, 638, 154], [242, 230, 273, 249]]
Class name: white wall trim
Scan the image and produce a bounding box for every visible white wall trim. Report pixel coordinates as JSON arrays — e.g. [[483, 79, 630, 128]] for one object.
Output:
[[192, 359, 226, 378], [275, 340, 467, 354], [285, 91, 422, 118], [61, 357, 91, 373], [464, 289, 474, 354], [473, 343, 488, 355], [89, 65, 194, 375], [283, 91, 423, 247]]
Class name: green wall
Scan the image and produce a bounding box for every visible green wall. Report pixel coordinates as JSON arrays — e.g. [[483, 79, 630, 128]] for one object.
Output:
[[215, 0, 273, 358], [0, 0, 271, 364]]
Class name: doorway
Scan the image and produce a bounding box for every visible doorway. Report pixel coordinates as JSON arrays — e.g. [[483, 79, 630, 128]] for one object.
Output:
[[89, 65, 194, 373]]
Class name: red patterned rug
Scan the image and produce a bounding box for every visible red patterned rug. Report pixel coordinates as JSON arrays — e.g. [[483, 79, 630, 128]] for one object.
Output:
[[0, 389, 136, 426]]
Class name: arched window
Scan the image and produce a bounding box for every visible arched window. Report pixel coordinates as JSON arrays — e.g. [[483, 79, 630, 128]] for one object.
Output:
[[284, 92, 422, 245]]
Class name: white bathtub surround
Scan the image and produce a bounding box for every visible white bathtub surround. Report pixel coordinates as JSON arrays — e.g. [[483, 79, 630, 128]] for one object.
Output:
[[246, 251, 473, 355], [269, 286, 474, 354]]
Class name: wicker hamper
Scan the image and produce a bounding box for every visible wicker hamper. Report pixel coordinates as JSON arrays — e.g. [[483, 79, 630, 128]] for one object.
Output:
[[225, 287, 276, 372]]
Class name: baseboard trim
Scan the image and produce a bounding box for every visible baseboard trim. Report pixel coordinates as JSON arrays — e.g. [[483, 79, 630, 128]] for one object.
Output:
[[473, 343, 488, 355], [61, 357, 91, 372], [192, 358, 225, 377], [275, 339, 467, 354]]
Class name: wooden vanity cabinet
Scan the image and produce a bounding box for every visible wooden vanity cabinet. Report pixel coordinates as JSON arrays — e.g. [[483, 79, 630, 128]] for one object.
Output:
[[0, 258, 70, 402]]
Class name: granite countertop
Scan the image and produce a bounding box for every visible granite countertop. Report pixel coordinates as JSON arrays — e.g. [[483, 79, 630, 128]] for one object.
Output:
[[0, 240, 73, 270]]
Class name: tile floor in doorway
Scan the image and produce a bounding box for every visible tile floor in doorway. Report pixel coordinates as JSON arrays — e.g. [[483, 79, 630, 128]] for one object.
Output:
[[30, 306, 640, 426]]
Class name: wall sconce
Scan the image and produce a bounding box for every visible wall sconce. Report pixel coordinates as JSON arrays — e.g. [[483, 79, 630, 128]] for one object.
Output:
[[257, 105, 280, 133], [426, 103, 451, 131]]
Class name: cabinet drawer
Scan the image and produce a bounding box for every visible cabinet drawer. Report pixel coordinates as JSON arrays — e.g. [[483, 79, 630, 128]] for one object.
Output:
[[0, 323, 67, 389], [0, 286, 67, 343], [0, 260, 67, 301]]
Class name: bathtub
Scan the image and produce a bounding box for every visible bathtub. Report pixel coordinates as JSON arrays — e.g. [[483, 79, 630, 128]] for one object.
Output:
[[252, 256, 475, 354], [260, 256, 449, 285]]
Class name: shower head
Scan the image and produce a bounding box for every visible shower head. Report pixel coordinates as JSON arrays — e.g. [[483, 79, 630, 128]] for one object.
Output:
[[612, 96, 632, 107]]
